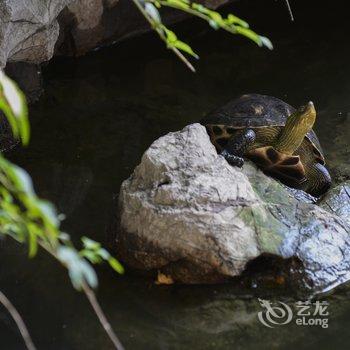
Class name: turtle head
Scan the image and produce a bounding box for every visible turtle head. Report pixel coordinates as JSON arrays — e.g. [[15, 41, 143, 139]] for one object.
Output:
[[294, 101, 316, 132], [275, 101, 317, 155]]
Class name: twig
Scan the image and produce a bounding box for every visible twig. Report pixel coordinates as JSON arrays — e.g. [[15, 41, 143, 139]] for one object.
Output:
[[40, 243, 125, 350], [285, 0, 294, 21], [131, 0, 196, 72], [82, 282, 125, 350], [169, 47, 196, 72], [0, 290, 36, 350]]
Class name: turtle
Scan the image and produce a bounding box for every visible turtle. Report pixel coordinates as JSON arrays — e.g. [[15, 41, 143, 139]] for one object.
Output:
[[201, 93, 331, 197]]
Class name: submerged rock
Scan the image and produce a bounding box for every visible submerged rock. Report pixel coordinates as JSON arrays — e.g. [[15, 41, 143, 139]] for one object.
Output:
[[116, 123, 350, 294]]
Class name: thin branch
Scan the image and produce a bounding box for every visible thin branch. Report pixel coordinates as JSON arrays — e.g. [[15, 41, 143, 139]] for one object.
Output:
[[132, 0, 196, 72], [1, 69, 124, 350], [0, 290, 36, 350], [285, 0, 294, 21], [40, 242, 124, 350], [82, 282, 125, 350], [169, 47, 196, 72]]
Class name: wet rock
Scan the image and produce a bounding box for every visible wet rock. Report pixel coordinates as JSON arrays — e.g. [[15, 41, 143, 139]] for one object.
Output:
[[116, 123, 350, 294], [319, 181, 350, 226]]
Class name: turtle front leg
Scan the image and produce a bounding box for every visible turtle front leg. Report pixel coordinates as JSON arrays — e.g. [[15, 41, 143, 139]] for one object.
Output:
[[220, 129, 256, 168], [304, 162, 332, 197]]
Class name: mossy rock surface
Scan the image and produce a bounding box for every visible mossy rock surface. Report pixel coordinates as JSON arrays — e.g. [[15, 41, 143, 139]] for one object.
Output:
[[117, 124, 350, 295]]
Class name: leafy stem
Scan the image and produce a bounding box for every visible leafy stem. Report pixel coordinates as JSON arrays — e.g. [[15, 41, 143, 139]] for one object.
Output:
[[132, 0, 273, 72], [132, 0, 197, 71], [41, 240, 125, 350], [0, 70, 125, 349]]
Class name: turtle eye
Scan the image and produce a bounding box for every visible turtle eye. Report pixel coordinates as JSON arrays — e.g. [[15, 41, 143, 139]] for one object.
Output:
[[212, 126, 223, 135], [299, 105, 306, 113]]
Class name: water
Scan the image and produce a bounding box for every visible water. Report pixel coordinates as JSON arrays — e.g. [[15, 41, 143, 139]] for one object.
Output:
[[1, 0, 350, 349]]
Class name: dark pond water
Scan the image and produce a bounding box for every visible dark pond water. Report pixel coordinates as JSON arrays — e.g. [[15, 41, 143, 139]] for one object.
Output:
[[1, 0, 350, 349]]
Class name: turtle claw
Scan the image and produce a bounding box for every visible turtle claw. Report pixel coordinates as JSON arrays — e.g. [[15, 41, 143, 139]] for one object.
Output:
[[217, 128, 255, 168], [220, 150, 244, 168]]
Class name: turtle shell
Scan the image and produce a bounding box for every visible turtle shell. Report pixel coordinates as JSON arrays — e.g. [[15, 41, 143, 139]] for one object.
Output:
[[201, 93, 325, 164]]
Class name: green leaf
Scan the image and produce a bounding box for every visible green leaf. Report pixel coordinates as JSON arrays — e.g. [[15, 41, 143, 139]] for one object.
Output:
[[208, 11, 223, 24], [80, 260, 98, 288], [145, 2, 161, 23], [0, 70, 30, 145], [226, 14, 249, 28], [11, 165, 35, 195], [208, 19, 219, 30], [59, 232, 71, 243], [57, 246, 98, 290], [166, 0, 190, 10], [97, 248, 110, 260], [108, 257, 125, 274], [37, 200, 59, 227], [235, 26, 262, 46], [260, 36, 274, 50], [191, 3, 205, 12], [172, 40, 199, 59], [80, 249, 102, 264], [151, 0, 273, 58], [82, 236, 101, 251], [28, 226, 38, 258], [163, 27, 177, 43]]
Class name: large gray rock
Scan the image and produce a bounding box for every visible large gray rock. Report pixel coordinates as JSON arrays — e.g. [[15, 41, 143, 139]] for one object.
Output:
[[0, 0, 72, 68], [0, 0, 231, 68], [320, 181, 350, 226], [116, 123, 350, 294]]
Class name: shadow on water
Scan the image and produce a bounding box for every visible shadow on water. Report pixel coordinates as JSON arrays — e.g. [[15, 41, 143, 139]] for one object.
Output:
[[1, 0, 350, 349]]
